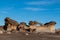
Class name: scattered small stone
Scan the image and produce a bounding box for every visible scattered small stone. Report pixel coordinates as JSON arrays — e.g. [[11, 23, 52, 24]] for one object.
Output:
[[7, 32, 11, 34], [0, 31, 3, 34], [25, 33, 29, 35]]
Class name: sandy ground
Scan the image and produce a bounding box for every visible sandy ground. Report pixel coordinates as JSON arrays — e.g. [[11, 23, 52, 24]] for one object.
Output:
[[0, 32, 60, 40]]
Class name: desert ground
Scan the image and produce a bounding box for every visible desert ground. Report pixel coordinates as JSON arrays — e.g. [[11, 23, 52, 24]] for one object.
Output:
[[0, 32, 60, 40]]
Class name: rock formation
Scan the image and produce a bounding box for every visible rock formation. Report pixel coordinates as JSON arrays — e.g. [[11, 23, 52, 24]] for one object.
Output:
[[4, 17, 19, 32], [18, 22, 29, 32], [35, 21, 56, 33]]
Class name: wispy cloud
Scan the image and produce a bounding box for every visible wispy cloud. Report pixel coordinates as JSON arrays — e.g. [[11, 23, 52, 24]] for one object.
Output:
[[52, 8, 60, 11], [24, 7, 48, 11], [1, 11, 8, 13], [2, 7, 14, 10], [26, 1, 57, 5], [0, 7, 14, 13]]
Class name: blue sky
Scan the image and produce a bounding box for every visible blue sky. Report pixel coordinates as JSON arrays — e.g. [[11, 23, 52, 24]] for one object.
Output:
[[0, 0, 60, 28]]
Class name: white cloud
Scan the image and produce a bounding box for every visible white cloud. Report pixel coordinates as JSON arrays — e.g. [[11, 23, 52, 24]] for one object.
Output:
[[26, 1, 56, 5], [24, 7, 47, 11]]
